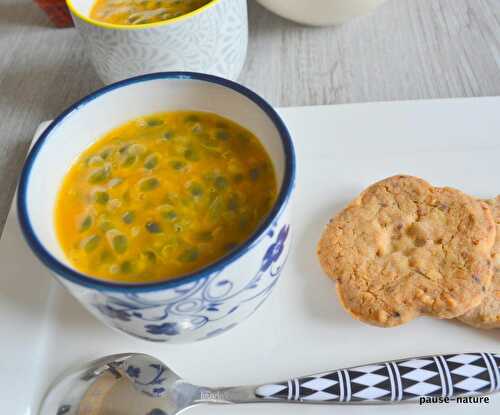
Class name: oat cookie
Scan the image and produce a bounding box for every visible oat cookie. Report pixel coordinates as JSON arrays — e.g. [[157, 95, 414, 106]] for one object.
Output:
[[458, 196, 500, 329], [317, 175, 496, 327]]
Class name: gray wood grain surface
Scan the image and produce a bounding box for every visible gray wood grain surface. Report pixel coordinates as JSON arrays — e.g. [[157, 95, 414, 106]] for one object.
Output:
[[0, 0, 499, 236]]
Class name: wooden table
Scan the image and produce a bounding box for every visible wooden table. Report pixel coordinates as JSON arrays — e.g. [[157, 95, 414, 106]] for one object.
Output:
[[0, 0, 498, 235]]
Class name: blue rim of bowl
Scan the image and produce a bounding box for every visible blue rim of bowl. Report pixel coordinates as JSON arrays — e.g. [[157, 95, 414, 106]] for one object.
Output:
[[17, 72, 296, 293]]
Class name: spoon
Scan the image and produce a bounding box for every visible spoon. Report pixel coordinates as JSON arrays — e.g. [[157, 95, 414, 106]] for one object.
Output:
[[40, 352, 500, 414]]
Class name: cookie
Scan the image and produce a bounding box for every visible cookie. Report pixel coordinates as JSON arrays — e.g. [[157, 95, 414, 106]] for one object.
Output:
[[317, 175, 496, 327], [458, 196, 500, 329]]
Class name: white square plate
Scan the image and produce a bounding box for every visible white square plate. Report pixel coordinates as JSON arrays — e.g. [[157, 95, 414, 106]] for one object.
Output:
[[2, 97, 499, 414]]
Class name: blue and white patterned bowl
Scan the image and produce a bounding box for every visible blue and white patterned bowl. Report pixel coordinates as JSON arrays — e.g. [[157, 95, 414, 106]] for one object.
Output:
[[17, 72, 296, 343], [67, 0, 248, 84]]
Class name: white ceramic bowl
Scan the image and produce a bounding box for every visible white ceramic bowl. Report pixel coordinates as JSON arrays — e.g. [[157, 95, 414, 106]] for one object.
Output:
[[256, 0, 387, 26], [67, 0, 248, 84], [17, 72, 295, 343]]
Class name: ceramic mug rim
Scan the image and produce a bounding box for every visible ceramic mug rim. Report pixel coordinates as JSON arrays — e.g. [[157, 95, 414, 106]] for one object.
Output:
[[17, 72, 296, 294], [66, 0, 222, 31]]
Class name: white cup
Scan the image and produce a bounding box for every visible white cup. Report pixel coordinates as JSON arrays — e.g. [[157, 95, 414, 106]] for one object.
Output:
[[66, 0, 248, 84], [256, 0, 387, 26], [17, 72, 295, 343]]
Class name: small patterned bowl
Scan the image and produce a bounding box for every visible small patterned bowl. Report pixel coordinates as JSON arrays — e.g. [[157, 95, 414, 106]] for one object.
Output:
[[17, 72, 296, 343], [66, 0, 248, 84]]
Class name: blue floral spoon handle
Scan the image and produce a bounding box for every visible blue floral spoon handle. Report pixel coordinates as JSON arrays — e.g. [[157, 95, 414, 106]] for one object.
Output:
[[251, 353, 500, 403]]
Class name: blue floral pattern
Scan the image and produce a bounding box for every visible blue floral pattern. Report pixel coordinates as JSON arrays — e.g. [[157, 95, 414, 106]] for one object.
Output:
[[96, 304, 131, 322], [261, 225, 290, 272], [145, 322, 181, 336], [126, 365, 141, 379], [89, 221, 291, 342], [122, 357, 169, 397]]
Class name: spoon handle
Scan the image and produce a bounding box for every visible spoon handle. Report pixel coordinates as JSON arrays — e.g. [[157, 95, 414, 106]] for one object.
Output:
[[251, 353, 500, 404]]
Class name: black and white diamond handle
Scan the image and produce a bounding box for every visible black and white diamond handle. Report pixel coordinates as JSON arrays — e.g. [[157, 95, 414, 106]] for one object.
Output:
[[254, 353, 500, 403]]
